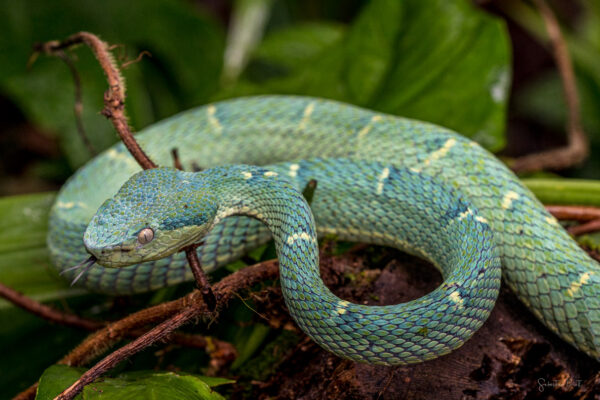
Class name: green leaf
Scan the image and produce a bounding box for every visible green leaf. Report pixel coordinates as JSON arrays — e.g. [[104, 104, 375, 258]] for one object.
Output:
[[0, 0, 224, 169], [0, 193, 84, 309], [36, 365, 86, 400], [250, 22, 345, 73], [225, 0, 511, 150], [36, 365, 232, 400]]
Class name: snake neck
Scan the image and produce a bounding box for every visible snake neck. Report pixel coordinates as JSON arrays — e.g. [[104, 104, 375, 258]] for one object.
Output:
[[212, 165, 321, 283]]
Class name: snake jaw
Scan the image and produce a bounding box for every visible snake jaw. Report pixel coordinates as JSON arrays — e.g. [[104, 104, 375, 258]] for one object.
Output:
[[83, 241, 136, 267]]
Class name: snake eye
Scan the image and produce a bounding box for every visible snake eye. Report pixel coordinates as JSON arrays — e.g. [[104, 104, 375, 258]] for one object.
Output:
[[137, 228, 154, 244]]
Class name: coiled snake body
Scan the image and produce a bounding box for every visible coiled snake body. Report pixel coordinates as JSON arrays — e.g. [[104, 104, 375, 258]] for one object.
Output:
[[48, 96, 600, 365]]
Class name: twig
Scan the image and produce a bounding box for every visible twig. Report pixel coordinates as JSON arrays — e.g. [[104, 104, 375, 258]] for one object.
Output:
[[171, 148, 184, 171], [546, 205, 600, 222], [56, 308, 198, 400], [184, 245, 217, 311], [52, 260, 280, 399], [121, 50, 151, 69], [0, 279, 225, 348], [568, 219, 600, 236], [0, 283, 100, 331], [34, 32, 157, 170], [546, 205, 600, 235], [510, 0, 588, 173], [56, 50, 96, 156], [170, 151, 216, 310], [60, 260, 277, 367], [171, 146, 216, 309]]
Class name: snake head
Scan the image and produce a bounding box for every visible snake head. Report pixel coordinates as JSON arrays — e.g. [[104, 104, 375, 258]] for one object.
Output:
[[83, 167, 218, 267]]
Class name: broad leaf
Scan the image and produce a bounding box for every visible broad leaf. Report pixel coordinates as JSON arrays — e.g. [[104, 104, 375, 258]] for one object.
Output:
[[223, 0, 511, 150], [0, 192, 84, 308], [36, 365, 233, 400]]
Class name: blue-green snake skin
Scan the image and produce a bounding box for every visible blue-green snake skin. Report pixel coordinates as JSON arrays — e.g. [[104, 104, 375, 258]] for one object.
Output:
[[48, 96, 600, 365]]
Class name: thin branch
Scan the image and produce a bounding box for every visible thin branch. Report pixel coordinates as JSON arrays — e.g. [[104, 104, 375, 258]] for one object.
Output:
[[0, 283, 100, 331], [171, 148, 184, 170], [56, 308, 198, 400], [0, 279, 224, 348], [510, 0, 588, 173], [546, 205, 600, 221], [568, 219, 600, 236], [34, 32, 157, 170], [59, 259, 277, 367], [53, 260, 280, 399], [185, 246, 217, 312], [121, 50, 152, 69], [546, 205, 600, 235]]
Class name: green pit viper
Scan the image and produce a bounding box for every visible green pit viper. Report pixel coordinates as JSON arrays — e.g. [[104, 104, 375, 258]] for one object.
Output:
[[48, 96, 600, 365]]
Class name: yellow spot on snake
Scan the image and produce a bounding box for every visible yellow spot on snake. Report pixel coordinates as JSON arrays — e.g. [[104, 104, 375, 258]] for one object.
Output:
[[411, 138, 457, 172], [288, 163, 300, 178], [501, 191, 519, 209], [207, 105, 223, 133], [428, 138, 456, 163], [545, 216, 559, 226], [241, 171, 252, 179], [339, 300, 350, 307], [286, 231, 315, 245], [459, 208, 473, 220], [264, 171, 278, 177], [449, 291, 464, 307], [376, 167, 390, 194], [337, 308, 347, 315], [566, 272, 591, 296], [57, 201, 88, 210], [357, 115, 383, 139], [57, 201, 75, 209], [106, 148, 138, 166], [298, 102, 315, 130], [475, 216, 489, 224]]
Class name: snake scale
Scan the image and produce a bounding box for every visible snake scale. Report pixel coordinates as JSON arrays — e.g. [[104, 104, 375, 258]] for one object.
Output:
[[48, 96, 600, 365]]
